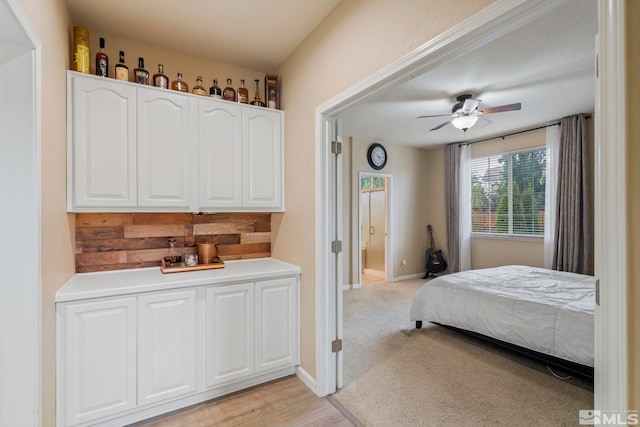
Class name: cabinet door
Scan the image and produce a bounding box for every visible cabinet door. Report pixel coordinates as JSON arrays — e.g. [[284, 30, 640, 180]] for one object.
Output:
[[70, 75, 137, 208], [198, 99, 243, 209], [62, 297, 136, 426], [255, 277, 299, 372], [243, 108, 283, 210], [205, 283, 254, 387], [137, 88, 192, 209], [138, 290, 197, 407]]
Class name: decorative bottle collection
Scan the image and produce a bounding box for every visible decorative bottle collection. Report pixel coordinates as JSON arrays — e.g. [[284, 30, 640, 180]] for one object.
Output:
[[72, 28, 278, 108]]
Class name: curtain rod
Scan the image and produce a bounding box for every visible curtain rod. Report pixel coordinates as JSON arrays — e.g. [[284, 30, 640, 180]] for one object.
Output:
[[454, 114, 592, 147], [455, 122, 559, 147]]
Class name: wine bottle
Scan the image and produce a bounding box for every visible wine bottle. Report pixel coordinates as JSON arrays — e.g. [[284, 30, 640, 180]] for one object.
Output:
[[223, 78, 236, 102], [134, 57, 149, 85], [95, 37, 108, 77], [238, 79, 249, 104], [153, 64, 169, 89], [171, 73, 189, 92], [115, 51, 129, 81], [209, 78, 222, 99], [250, 79, 266, 107], [192, 76, 207, 96]]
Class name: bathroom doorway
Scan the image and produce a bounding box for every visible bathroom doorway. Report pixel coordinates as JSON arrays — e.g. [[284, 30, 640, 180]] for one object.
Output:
[[359, 173, 390, 285]]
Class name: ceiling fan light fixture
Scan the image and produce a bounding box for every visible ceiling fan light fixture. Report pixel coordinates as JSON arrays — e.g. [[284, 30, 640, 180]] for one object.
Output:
[[452, 115, 479, 131]]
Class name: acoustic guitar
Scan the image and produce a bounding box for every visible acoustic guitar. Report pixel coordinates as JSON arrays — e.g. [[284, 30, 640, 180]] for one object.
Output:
[[423, 225, 447, 279]]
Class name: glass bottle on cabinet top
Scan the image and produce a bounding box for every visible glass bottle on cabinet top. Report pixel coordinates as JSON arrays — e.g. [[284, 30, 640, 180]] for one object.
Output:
[[171, 73, 189, 92], [209, 78, 222, 99], [153, 64, 169, 88], [95, 37, 108, 77], [192, 76, 207, 96], [238, 79, 249, 104], [223, 78, 236, 102], [134, 57, 149, 85], [250, 79, 265, 107], [115, 51, 129, 81]]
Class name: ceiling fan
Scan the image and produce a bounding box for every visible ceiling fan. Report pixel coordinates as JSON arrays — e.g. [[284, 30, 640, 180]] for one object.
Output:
[[417, 94, 521, 131]]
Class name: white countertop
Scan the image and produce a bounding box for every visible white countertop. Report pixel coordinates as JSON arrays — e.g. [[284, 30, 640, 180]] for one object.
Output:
[[56, 258, 301, 303]]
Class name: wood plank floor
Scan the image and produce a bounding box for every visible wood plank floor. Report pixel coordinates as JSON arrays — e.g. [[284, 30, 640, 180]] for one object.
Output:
[[133, 376, 356, 427]]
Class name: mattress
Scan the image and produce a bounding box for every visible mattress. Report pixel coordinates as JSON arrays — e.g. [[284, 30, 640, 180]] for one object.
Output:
[[409, 265, 595, 367]]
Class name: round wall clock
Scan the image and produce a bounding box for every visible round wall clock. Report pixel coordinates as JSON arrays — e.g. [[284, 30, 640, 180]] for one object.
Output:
[[367, 143, 387, 170]]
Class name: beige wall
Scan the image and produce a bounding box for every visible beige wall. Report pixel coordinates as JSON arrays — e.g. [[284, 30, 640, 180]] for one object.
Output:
[[626, 0, 640, 411], [341, 138, 430, 284], [273, 0, 495, 377]]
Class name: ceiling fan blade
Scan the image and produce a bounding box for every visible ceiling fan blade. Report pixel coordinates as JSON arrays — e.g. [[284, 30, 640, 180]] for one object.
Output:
[[480, 102, 521, 115], [429, 120, 451, 131], [461, 98, 481, 112], [417, 113, 451, 119], [476, 116, 492, 128]]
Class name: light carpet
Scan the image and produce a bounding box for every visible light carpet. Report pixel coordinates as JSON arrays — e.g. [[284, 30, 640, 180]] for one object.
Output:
[[334, 277, 594, 427]]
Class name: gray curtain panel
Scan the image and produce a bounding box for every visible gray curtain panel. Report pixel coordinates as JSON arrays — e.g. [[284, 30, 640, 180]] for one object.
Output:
[[445, 144, 461, 273], [552, 114, 593, 274]]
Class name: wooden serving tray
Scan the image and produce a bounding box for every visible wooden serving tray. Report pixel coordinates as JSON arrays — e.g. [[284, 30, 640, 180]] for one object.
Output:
[[160, 259, 225, 274]]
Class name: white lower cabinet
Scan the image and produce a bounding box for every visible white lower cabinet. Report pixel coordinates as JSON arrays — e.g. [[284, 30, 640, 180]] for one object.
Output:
[[255, 277, 298, 372], [61, 297, 137, 426], [137, 290, 197, 406], [57, 270, 299, 427], [205, 283, 255, 387]]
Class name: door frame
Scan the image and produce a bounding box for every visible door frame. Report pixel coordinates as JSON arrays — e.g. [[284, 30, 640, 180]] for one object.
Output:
[[0, 0, 42, 424], [356, 172, 392, 284], [314, 0, 627, 411]]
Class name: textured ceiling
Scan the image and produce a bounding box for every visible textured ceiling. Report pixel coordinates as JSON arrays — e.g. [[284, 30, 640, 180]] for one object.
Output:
[[65, 0, 342, 72], [339, 0, 597, 148]]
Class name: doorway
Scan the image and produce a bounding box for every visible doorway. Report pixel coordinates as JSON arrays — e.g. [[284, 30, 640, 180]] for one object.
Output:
[[315, 0, 627, 412], [358, 173, 389, 284]]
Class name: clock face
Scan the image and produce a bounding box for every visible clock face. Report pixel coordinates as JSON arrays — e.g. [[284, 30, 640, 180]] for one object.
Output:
[[367, 143, 387, 170]]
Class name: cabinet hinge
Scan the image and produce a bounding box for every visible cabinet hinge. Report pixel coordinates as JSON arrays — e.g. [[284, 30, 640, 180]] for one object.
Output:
[[332, 339, 343, 353], [595, 279, 600, 306], [331, 141, 342, 155], [331, 240, 343, 254]]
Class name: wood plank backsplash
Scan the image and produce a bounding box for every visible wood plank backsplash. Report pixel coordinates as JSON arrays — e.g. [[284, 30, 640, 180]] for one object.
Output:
[[75, 213, 271, 273]]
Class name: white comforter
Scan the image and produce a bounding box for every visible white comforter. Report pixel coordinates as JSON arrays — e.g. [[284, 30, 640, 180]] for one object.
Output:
[[409, 265, 595, 367]]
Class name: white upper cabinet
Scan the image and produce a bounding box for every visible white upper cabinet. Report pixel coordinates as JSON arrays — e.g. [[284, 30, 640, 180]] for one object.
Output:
[[243, 108, 283, 209], [198, 99, 243, 209], [137, 90, 193, 209], [67, 71, 284, 212], [69, 74, 137, 208]]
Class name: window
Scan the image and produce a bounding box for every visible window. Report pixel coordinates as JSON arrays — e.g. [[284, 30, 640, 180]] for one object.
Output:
[[471, 147, 546, 236], [361, 176, 385, 190]]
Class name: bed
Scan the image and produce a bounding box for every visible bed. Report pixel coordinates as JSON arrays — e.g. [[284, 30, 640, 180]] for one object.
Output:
[[409, 265, 595, 378]]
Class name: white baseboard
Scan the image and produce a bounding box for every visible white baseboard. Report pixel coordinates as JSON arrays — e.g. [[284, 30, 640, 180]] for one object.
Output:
[[342, 283, 362, 290], [295, 366, 319, 396], [391, 272, 425, 282]]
